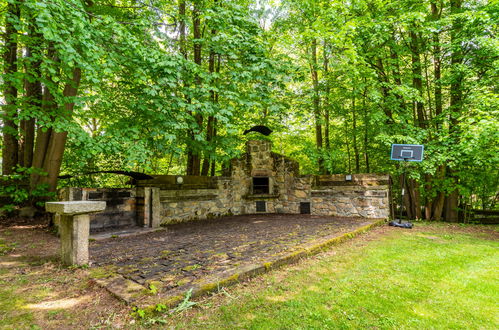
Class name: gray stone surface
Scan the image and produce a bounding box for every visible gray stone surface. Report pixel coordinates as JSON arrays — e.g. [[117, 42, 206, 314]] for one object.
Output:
[[151, 187, 161, 228], [18, 206, 37, 218], [46, 201, 106, 215], [90, 214, 384, 306], [60, 214, 90, 265]]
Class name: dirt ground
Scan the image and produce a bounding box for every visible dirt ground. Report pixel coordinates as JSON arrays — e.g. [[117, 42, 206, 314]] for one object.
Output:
[[0, 218, 131, 329], [0, 217, 497, 329]]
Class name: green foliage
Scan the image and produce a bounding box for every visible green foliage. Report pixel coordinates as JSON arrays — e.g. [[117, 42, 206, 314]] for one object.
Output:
[[268, 0, 498, 212], [155, 303, 167, 312], [1, 0, 496, 213], [131, 307, 146, 319], [0, 167, 54, 211], [148, 283, 158, 295], [173, 288, 197, 313]]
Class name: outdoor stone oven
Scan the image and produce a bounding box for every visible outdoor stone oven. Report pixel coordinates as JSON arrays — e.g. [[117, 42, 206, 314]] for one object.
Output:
[[59, 140, 391, 229]]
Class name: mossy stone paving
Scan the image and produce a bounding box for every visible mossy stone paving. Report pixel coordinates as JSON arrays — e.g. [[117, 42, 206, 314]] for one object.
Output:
[[90, 215, 377, 299]]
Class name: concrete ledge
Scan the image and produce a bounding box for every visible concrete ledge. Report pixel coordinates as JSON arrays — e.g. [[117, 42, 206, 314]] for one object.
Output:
[[93, 274, 146, 305], [46, 201, 106, 215], [91, 218, 386, 309]]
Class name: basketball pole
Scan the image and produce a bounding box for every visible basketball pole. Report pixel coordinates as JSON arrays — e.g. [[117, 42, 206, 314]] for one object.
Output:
[[390, 144, 422, 229], [399, 158, 409, 224]]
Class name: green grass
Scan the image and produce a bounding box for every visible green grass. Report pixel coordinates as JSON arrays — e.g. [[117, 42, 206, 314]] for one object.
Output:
[[0, 268, 36, 328], [168, 225, 498, 329], [0, 239, 17, 256]]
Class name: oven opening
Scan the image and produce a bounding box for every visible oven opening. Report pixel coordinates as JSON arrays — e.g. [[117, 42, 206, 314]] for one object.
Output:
[[253, 177, 269, 194]]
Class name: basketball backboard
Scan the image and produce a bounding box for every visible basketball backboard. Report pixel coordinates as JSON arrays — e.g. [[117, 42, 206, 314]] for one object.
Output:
[[390, 144, 424, 162]]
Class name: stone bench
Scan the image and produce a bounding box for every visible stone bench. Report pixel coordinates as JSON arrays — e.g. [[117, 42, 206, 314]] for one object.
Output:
[[46, 201, 106, 266]]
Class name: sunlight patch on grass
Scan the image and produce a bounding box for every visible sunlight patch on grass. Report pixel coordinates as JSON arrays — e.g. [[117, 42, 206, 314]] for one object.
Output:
[[0, 260, 23, 267], [25, 296, 91, 310], [265, 295, 289, 303]]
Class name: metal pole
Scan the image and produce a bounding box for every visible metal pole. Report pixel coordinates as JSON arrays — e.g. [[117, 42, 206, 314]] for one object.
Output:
[[399, 159, 408, 224]]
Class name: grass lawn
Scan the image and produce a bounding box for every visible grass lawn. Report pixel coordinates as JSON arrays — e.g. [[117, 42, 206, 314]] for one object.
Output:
[[163, 223, 498, 329], [0, 222, 497, 329]]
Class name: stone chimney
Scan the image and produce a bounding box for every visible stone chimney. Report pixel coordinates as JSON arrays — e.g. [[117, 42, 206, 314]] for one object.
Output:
[[246, 140, 273, 177]]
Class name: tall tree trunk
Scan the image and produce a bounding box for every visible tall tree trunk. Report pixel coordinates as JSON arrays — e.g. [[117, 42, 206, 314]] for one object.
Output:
[[179, 0, 194, 175], [401, 173, 413, 219], [39, 68, 82, 192], [179, 1, 187, 59], [351, 89, 360, 173], [2, 1, 20, 174], [20, 24, 43, 169], [310, 38, 324, 174], [410, 30, 426, 129], [408, 179, 422, 219], [30, 46, 58, 190], [344, 121, 352, 173], [373, 57, 394, 122], [424, 174, 433, 220], [422, 3, 443, 220], [30, 94, 54, 190], [202, 16, 218, 176], [431, 165, 446, 220], [201, 117, 214, 176], [362, 84, 370, 173], [210, 117, 217, 177], [431, 1, 443, 126], [445, 0, 464, 222], [406, 29, 425, 219], [186, 1, 203, 175], [210, 55, 221, 177], [322, 40, 331, 174]]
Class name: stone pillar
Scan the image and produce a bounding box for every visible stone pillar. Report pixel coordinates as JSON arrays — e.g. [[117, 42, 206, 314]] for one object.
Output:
[[151, 187, 161, 228], [59, 214, 90, 265], [143, 187, 152, 227], [46, 201, 106, 266], [140, 187, 161, 228]]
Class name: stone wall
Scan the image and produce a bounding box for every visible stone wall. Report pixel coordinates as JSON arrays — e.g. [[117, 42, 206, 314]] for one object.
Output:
[[135, 141, 390, 225], [137, 176, 234, 225], [58, 187, 137, 230], [59, 140, 391, 229], [311, 174, 390, 218]]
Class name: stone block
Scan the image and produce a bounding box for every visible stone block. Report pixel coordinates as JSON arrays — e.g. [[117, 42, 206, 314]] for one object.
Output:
[[295, 190, 307, 198], [46, 201, 106, 215], [18, 206, 37, 218]]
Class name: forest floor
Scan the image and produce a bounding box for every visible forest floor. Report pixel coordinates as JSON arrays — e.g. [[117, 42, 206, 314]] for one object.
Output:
[[0, 218, 497, 329]]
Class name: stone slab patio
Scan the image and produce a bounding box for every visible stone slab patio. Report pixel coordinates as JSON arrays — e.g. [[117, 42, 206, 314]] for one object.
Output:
[[89, 214, 385, 307]]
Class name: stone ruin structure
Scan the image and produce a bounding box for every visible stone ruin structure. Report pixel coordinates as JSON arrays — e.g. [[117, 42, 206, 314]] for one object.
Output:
[[60, 140, 391, 230]]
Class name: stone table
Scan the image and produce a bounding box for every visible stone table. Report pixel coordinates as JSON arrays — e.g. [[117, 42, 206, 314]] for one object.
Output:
[[46, 201, 106, 266]]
